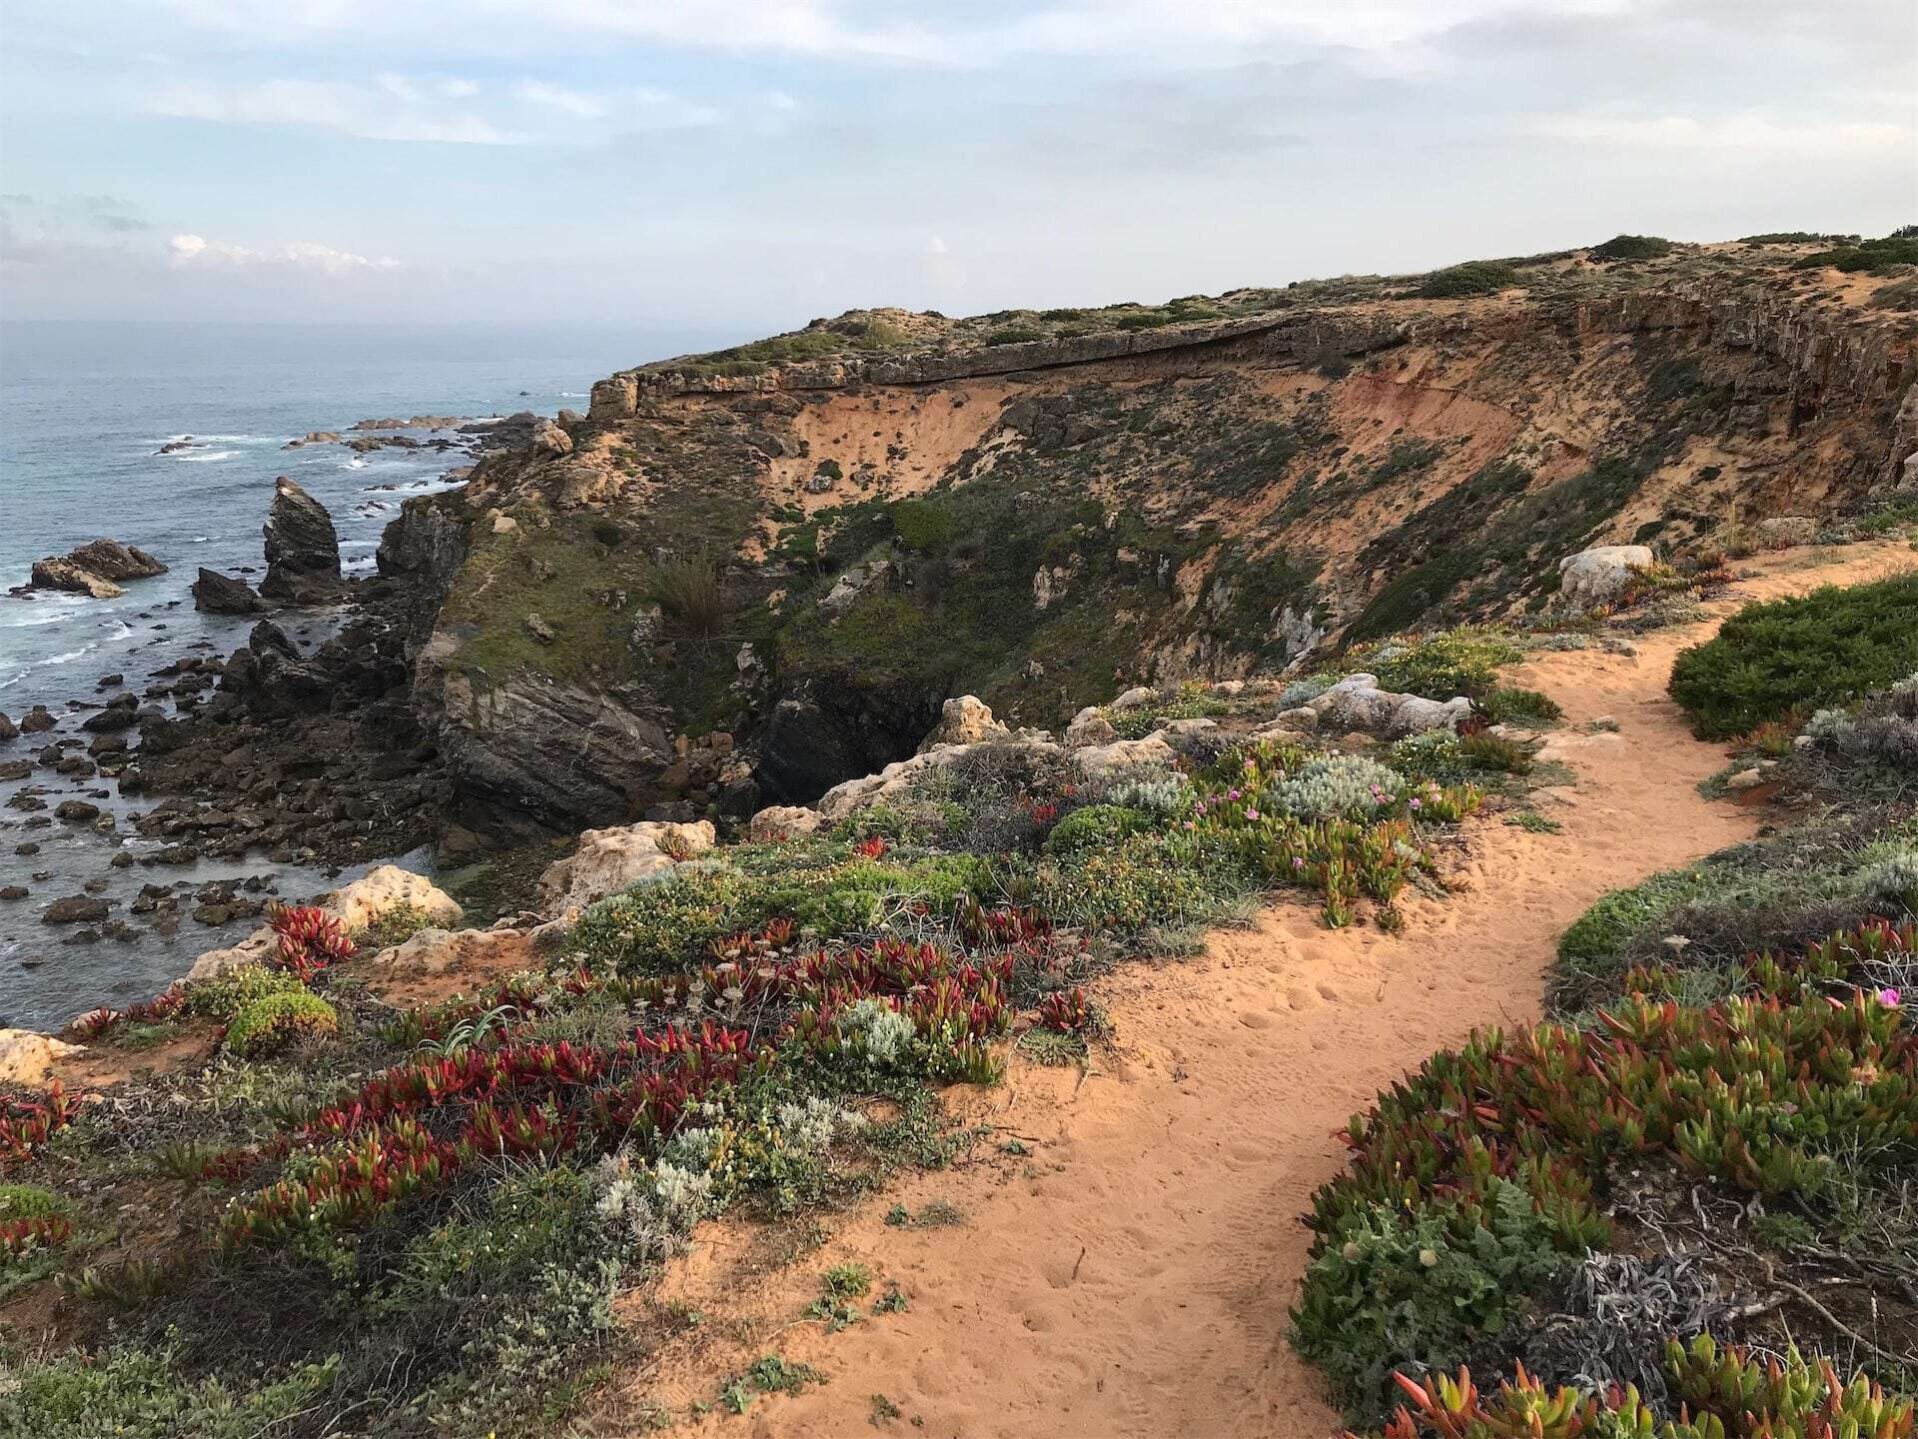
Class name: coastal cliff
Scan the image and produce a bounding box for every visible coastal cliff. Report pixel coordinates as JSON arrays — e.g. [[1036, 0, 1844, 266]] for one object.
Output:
[[379, 237, 1916, 840]]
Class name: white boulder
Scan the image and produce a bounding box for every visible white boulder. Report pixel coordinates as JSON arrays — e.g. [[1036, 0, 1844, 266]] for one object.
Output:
[[918, 695, 1009, 752], [537, 820, 716, 917], [748, 805, 823, 842], [1557, 545, 1654, 614], [0, 1028, 82, 1084]]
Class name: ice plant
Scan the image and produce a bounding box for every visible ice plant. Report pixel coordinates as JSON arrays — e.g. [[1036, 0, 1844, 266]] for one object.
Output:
[[268, 903, 356, 983]]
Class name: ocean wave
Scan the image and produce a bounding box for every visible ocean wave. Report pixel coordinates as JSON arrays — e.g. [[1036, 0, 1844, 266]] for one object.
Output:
[[39, 641, 99, 667], [170, 449, 241, 463], [0, 600, 85, 629], [345, 458, 367, 469]]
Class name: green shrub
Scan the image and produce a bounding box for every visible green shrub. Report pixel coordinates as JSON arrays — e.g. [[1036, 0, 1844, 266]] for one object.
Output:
[[1669, 574, 1918, 739], [1792, 234, 1918, 273], [1367, 628, 1522, 700], [1479, 685, 1563, 725], [0, 1184, 73, 1221], [185, 963, 309, 1022], [890, 498, 955, 552], [1040, 833, 1239, 932], [1411, 261, 1521, 298], [570, 867, 747, 975], [0, 1343, 338, 1439], [1043, 804, 1153, 857], [1457, 731, 1533, 774], [224, 991, 339, 1056], [1291, 1182, 1564, 1422], [1589, 233, 1673, 261], [646, 552, 726, 638], [984, 324, 1044, 346]]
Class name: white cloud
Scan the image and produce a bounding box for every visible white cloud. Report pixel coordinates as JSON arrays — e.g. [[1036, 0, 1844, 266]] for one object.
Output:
[[169, 232, 400, 272], [150, 77, 521, 143], [513, 79, 607, 118], [1538, 112, 1912, 154]]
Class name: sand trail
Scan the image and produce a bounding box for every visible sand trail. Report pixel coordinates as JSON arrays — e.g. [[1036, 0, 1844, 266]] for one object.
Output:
[[628, 542, 1911, 1439]]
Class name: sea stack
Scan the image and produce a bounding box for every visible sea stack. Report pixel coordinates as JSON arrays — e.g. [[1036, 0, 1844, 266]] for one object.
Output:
[[260, 476, 346, 604]]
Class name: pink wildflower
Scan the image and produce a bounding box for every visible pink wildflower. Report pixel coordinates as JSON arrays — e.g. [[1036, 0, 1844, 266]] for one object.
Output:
[[1879, 988, 1903, 1008]]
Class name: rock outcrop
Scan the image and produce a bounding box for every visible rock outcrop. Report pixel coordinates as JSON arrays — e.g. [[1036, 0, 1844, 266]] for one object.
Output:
[[536, 819, 716, 917], [261, 477, 346, 603], [192, 568, 265, 614], [24, 540, 166, 599]]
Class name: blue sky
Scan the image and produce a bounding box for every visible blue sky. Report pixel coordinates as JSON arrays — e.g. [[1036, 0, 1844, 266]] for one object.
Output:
[[1, 1, 1912, 336]]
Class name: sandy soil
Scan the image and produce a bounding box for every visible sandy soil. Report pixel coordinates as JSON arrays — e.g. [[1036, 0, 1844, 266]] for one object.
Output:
[[604, 539, 1915, 1439]]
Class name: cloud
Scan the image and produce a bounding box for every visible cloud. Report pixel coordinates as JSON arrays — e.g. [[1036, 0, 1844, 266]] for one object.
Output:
[[169, 232, 401, 272], [150, 77, 521, 143], [1537, 112, 1912, 154], [513, 80, 607, 118]]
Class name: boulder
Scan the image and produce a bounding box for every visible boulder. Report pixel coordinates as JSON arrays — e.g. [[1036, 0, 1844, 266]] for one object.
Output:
[[1267, 706, 1320, 733], [260, 477, 346, 603], [748, 805, 823, 842], [19, 706, 54, 734], [29, 557, 123, 599], [1307, 675, 1473, 739], [192, 568, 265, 614], [918, 695, 1009, 752], [1757, 516, 1819, 547], [67, 539, 166, 581], [1071, 734, 1179, 780], [368, 925, 531, 977], [0, 1029, 82, 1084], [0, 712, 15, 743], [1556, 544, 1654, 615], [1064, 706, 1121, 748], [185, 927, 276, 981], [536, 820, 716, 916], [42, 895, 110, 924], [324, 865, 463, 933], [818, 739, 1063, 819], [1108, 686, 1156, 711]]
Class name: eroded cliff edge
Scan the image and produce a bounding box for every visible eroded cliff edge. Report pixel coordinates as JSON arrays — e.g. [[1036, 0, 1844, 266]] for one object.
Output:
[[378, 237, 1917, 843]]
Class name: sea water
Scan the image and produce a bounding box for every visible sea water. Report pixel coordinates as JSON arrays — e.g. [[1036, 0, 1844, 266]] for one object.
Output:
[[0, 320, 725, 1027]]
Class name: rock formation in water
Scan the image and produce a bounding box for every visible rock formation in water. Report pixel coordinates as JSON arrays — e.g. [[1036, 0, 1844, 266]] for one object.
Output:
[[260, 476, 346, 604]]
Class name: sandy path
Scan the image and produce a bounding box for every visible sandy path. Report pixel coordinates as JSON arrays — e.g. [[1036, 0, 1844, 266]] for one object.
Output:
[[635, 542, 1912, 1439]]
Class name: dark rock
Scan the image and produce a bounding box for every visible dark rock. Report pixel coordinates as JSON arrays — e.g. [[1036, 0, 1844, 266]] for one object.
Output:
[[0, 886, 25, 901], [18, 706, 53, 734], [42, 895, 110, 924], [0, 760, 30, 781], [54, 800, 101, 822], [95, 673, 124, 690], [247, 620, 300, 662], [192, 568, 265, 614], [0, 712, 14, 742], [261, 476, 346, 603]]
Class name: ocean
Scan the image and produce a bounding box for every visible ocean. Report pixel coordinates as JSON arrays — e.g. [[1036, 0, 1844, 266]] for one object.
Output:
[[0, 320, 727, 1029]]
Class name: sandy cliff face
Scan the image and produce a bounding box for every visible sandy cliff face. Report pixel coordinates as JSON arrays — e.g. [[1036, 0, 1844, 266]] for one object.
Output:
[[388, 240, 1916, 839]]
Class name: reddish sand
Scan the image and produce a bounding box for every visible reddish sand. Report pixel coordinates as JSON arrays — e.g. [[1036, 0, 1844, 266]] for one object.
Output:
[[592, 540, 1913, 1439]]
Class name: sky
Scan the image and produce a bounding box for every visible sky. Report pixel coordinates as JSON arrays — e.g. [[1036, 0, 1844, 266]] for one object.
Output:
[[0, 0, 1913, 338]]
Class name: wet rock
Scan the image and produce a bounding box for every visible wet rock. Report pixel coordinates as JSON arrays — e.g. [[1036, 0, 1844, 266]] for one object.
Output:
[[42, 895, 110, 924], [0, 761, 30, 782], [54, 800, 101, 822], [192, 567, 265, 614], [0, 712, 14, 742], [19, 707, 54, 734], [0, 886, 26, 901], [96, 673, 124, 690]]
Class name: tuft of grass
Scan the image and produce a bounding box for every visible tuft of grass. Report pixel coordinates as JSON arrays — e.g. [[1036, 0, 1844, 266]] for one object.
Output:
[[646, 552, 727, 638]]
